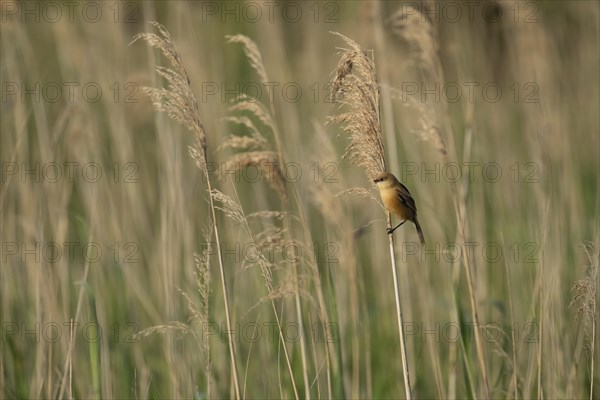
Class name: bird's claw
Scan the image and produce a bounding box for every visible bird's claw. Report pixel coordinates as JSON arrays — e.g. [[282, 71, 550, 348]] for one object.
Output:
[[387, 227, 394, 235]]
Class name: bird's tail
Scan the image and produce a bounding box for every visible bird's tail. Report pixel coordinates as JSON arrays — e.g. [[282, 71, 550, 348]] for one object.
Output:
[[414, 217, 425, 246]]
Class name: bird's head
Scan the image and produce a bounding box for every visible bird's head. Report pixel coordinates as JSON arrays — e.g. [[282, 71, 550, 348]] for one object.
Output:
[[373, 172, 398, 188]]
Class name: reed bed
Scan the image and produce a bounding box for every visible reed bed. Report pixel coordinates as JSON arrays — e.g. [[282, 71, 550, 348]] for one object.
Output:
[[1, 2, 598, 399]]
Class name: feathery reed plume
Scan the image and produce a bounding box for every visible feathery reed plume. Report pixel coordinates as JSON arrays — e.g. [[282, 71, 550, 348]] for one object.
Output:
[[130, 22, 206, 156], [226, 35, 315, 399], [388, 4, 440, 81], [386, 85, 446, 156], [130, 21, 241, 399], [328, 31, 412, 399], [570, 242, 599, 400], [226, 35, 269, 86], [220, 112, 287, 202], [328, 33, 386, 180], [387, 5, 447, 157]]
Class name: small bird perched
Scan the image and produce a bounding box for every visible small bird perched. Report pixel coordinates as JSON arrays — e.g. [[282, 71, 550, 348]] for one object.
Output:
[[373, 171, 425, 245]]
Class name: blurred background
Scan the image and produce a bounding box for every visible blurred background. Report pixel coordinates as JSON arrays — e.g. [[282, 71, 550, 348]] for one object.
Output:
[[1, 1, 598, 398]]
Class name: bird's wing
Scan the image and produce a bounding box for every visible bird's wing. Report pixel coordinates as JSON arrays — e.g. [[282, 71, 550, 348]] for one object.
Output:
[[396, 183, 417, 213]]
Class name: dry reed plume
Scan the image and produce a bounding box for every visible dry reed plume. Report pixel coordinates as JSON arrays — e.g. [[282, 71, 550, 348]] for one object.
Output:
[[224, 34, 320, 399], [130, 21, 241, 399], [328, 31, 412, 399], [329, 33, 386, 180]]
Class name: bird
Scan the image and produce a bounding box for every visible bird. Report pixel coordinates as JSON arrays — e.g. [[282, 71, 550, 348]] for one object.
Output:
[[373, 171, 425, 245]]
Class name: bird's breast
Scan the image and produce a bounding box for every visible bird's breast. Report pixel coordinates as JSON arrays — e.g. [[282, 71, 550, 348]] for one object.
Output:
[[381, 188, 410, 219]]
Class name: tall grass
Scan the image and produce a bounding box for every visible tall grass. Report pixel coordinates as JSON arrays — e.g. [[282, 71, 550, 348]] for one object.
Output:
[[1, 2, 599, 399], [389, 5, 491, 397], [327, 31, 413, 398], [130, 21, 242, 399]]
